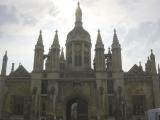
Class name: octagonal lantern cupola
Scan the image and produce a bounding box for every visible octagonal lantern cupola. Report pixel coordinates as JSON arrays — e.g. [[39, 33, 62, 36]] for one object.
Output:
[[66, 2, 91, 71]]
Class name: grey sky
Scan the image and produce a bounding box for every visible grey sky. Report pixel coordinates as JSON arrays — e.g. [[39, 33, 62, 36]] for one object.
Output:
[[0, 0, 159, 74]]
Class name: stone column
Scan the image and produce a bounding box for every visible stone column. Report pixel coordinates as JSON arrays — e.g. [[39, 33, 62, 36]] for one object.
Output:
[[89, 45, 91, 68], [0, 79, 5, 119], [72, 43, 74, 67], [31, 93, 37, 119], [82, 42, 84, 68]]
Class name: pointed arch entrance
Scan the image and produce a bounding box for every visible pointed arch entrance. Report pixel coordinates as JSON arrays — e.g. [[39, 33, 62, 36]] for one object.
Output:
[[66, 98, 88, 120]]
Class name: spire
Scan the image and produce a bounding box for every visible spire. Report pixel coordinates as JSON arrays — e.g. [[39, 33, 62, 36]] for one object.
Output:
[[139, 61, 143, 70], [149, 49, 157, 74], [1, 51, 8, 76], [112, 28, 120, 48], [3, 51, 8, 60], [11, 63, 14, 73], [111, 29, 122, 72], [36, 30, 44, 49], [150, 49, 155, 60], [146, 56, 151, 72], [95, 29, 104, 48], [96, 29, 102, 43], [60, 47, 65, 71], [147, 56, 151, 64], [33, 30, 44, 72], [51, 30, 60, 49], [60, 47, 65, 61], [113, 29, 118, 42], [95, 29, 105, 71], [108, 47, 111, 54], [75, 1, 82, 27]]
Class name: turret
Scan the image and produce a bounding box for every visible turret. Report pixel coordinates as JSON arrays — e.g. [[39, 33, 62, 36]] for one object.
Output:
[[139, 61, 143, 70], [11, 63, 14, 73], [149, 50, 160, 107], [106, 48, 112, 72], [111, 29, 122, 72], [33, 30, 44, 72], [145, 57, 151, 73], [111, 29, 124, 103], [1, 51, 8, 76], [150, 49, 157, 74], [51, 30, 60, 49], [49, 30, 60, 72], [95, 30, 105, 71], [60, 47, 65, 71]]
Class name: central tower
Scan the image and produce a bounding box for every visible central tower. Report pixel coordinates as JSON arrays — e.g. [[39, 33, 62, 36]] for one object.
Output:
[[66, 2, 91, 71]]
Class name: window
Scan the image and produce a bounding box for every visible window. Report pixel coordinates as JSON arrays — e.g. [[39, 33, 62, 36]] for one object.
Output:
[[132, 95, 145, 115], [107, 80, 114, 94], [41, 80, 48, 94], [12, 96, 24, 115], [67, 56, 72, 64], [67, 45, 72, 64], [108, 96, 114, 116], [84, 44, 89, 65], [75, 56, 82, 66], [74, 43, 82, 66]]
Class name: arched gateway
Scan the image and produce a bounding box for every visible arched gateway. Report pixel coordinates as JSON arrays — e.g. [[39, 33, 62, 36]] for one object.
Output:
[[66, 98, 88, 120]]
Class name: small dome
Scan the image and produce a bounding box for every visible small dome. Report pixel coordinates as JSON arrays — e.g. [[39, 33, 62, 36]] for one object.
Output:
[[67, 26, 91, 42]]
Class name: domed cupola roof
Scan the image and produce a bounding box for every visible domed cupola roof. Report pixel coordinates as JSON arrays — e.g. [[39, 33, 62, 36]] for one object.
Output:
[[67, 26, 91, 42], [66, 2, 91, 43]]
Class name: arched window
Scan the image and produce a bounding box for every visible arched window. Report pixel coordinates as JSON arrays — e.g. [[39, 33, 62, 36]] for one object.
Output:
[[107, 80, 114, 94], [67, 44, 72, 64], [75, 43, 82, 66], [108, 96, 114, 116], [132, 95, 145, 115], [84, 44, 89, 65], [41, 80, 48, 94], [12, 96, 24, 115]]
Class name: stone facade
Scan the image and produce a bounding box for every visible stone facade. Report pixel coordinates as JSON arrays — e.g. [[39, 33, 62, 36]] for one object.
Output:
[[0, 2, 160, 120]]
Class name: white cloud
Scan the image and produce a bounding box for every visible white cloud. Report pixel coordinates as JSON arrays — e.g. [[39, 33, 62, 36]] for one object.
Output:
[[0, 0, 160, 74]]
